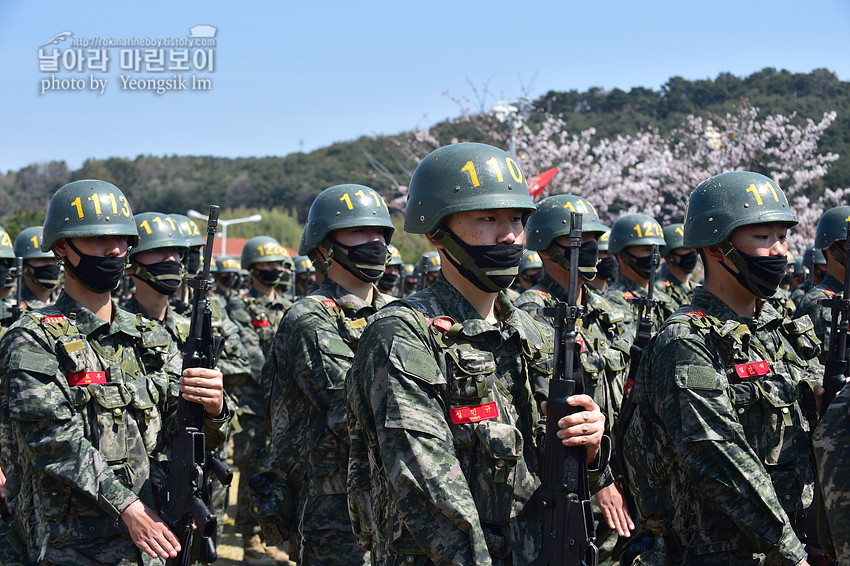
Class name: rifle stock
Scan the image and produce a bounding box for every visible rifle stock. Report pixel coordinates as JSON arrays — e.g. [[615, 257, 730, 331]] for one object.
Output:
[[162, 205, 231, 565], [533, 212, 598, 566]]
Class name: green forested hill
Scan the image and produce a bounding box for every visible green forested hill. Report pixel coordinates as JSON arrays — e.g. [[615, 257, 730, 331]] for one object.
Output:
[[1, 68, 847, 237]]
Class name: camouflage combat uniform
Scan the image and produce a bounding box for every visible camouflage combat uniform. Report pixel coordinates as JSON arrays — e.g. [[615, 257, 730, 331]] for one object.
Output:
[[268, 277, 392, 565], [0, 291, 230, 565], [604, 274, 677, 342], [20, 284, 56, 312], [621, 287, 821, 565], [346, 273, 611, 565], [812, 383, 850, 563], [794, 272, 843, 361], [656, 263, 692, 310]]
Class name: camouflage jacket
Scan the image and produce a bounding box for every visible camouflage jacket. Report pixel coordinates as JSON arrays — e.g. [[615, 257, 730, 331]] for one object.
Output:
[[514, 272, 630, 436], [268, 278, 393, 497], [794, 272, 843, 362], [621, 287, 821, 565], [20, 284, 57, 312], [812, 381, 850, 563], [769, 286, 797, 319], [346, 273, 611, 566], [657, 264, 693, 310], [604, 274, 677, 343], [0, 291, 229, 556]]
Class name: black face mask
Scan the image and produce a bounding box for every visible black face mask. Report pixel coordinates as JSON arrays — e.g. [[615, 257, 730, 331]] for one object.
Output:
[[276, 274, 293, 293], [186, 249, 202, 275], [65, 240, 128, 293], [134, 259, 183, 295], [435, 228, 523, 292], [550, 239, 600, 281], [720, 243, 788, 299], [30, 264, 62, 291], [623, 250, 655, 279], [331, 240, 388, 283], [380, 272, 399, 289], [522, 270, 543, 287], [670, 250, 699, 273], [219, 273, 240, 289], [254, 267, 284, 287], [597, 257, 618, 281]]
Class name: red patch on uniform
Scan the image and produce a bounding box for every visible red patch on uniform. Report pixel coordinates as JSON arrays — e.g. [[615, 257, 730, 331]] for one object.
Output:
[[44, 315, 66, 324], [428, 317, 453, 332], [622, 291, 635, 300], [322, 299, 337, 308], [68, 371, 107, 386], [575, 339, 585, 351], [623, 377, 635, 399], [450, 402, 499, 424], [734, 361, 770, 379], [531, 289, 549, 297], [685, 309, 706, 318], [251, 319, 270, 328], [824, 290, 836, 297]]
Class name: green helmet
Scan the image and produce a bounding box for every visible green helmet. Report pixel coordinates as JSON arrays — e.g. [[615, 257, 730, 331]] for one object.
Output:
[[402, 263, 416, 277], [129, 213, 188, 258], [299, 184, 394, 255], [608, 213, 665, 254], [171, 214, 205, 247], [598, 230, 611, 252], [660, 223, 686, 257], [802, 245, 827, 268], [42, 179, 139, 251], [292, 255, 314, 274], [418, 250, 441, 274], [683, 171, 797, 248], [404, 142, 536, 234], [14, 227, 52, 260], [525, 194, 607, 251], [814, 206, 850, 250], [386, 244, 404, 267], [789, 257, 806, 277], [218, 256, 241, 274], [242, 236, 290, 269], [519, 250, 543, 273]]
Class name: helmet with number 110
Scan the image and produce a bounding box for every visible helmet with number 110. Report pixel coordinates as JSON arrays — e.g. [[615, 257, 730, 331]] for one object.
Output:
[[42, 180, 139, 251]]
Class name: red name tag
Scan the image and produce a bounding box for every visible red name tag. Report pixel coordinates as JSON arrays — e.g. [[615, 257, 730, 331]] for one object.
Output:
[[428, 317, 453, 332], [322, 299, 337, 308], [251, 319, 270, 328], [68, 371, 107, 386], [734, 361, 770, 379], [622, 291, 635, 300], [44, 315, 66, 325], [450, 402, 499, 425], [685, 309, 706, 318]]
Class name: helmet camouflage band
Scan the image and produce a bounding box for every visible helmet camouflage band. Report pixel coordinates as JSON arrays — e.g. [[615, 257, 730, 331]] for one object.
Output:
[[660, 223, 686, 258], [129, 213, 188, 258], [14, 227, 54, 260], [299, 184, 394, 255], [525, 194, 608, 251], [404, 142, 536, 234], [814, 206, 850, 251], [608, 213, 665, 254], [242, 235, 290, 269], [683, 171, 797, 248], [42, 179, 139, 251]]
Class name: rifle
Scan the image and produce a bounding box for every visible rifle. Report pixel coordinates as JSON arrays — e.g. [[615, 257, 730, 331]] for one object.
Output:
[[818, 221, 850, 416], [417, 254, 429, 292], [10, 257, 22, 322], [533, 212, 598, 566], [162, 205, 232, 565]]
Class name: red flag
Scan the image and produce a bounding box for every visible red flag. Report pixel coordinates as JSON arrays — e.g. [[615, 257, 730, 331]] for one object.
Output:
[[527, 167, 558, 197]]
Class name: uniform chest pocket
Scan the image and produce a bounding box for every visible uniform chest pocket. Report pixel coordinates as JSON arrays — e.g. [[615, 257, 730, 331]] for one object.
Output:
[[316, 332, 354, 389], [446, 348, 495, 402], [467, 420, 530, 525], [88, 382, 132, 464], [754, 379, 801, 466], [579, 349, 606, 384], [125, 377, 163, 452]]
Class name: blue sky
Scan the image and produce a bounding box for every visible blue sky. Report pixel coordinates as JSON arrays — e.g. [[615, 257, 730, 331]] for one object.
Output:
[[1, 0, 848, 173]]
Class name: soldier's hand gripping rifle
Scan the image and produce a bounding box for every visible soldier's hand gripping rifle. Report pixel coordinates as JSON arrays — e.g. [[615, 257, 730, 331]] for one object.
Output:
[[10, 257, 23, 322], [162, 205, 232, 565], [532, 212, 598, 566], [818, 221, 850, 416]]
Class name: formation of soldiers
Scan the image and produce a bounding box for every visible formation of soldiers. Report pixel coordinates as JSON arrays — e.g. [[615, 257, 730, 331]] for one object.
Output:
[[0, 142, 846, 566]]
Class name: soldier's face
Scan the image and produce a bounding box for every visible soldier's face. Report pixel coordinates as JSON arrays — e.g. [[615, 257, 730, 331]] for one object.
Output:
[[729, 223, 788, 257], [443, 209, 525, 246], [331, 226, 386, 248], [58, 236, 129, 264]]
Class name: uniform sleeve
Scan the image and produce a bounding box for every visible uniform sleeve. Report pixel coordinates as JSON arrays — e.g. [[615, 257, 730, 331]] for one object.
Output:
[[2, 326, 138, 519], [652, 336, 806, 565], [813, 383, 850, 562], [347, 314, 492, 566]]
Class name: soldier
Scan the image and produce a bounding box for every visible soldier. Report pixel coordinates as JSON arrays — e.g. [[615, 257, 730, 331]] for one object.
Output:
[[516, 194, 632, 564], [418, 249, 441, 289], [0, 180, 228, 565], [790, 246, 826, 309], [795, 205, 850, 360], [590, 229, 617, 294], [604, 213, 677, 340], [399, 262, 418, 297], [377, 244, 404, 296], [658, 223, 697, 309], [13, 227, 62, 310], [291, 254, 315, 298], [346, 143, 609, 565], [0, 226, 15, 333], [214, 256, 243, 303], [620, 171, 821, 565], [268, 183, 396, 565]]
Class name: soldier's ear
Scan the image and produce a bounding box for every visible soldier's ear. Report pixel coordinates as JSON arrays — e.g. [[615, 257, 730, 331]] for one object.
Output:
[[703, 245, 724, 263], [53, 239, 68, 260]]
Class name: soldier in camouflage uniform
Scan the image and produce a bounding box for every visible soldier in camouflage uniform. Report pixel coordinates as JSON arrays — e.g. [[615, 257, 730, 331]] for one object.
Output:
[[0, 180, 228, 565], [399, 263, 418, 297], [377, 244, 404, 296], [589, 229, 616, 294], [658, 223, 696, 309], [214, 256, 242, 306], [292, 254, 316, 298], [504, 250, 543, 302], [0, 225, 16, 335], [418, 250, 441, 290], [516, 194, 632, 564], [14, 227, 61, 311], [812, 382, 850, 563], [604, 214, 677, 341], [268, 183, 396, 566], [346, 143, 610, 565], [794, 206, 850, 362], [620, 171, 822, 565], [790, 246, 826, 310]]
